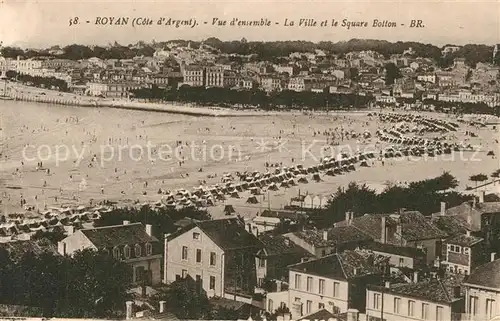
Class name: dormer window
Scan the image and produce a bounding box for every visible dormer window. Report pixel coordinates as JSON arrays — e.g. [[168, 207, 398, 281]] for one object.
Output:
[[124, 245, 131, 259], [146, 243, 153, 256], [113, 246, 120, 259], [135, 244, 142, 257]]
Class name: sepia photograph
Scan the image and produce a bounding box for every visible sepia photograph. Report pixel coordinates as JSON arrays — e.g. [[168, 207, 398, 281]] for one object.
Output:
[[0, 1, 499, 320]]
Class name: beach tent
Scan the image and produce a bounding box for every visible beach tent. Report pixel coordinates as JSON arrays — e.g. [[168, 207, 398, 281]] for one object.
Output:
[[303, 195, 313, 208], [325, 169, 335, 176], [224, 205, 236, 215], [298, 176, 309, 183], [313, 173, 321, 182], [250, 187, 261, 195], [246, 196, 259, 204], [230, 191, 240, 198], [280, 182, 289, 188], [268, 183, 279, 191]]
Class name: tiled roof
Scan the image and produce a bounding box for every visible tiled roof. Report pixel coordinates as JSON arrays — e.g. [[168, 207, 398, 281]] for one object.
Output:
[[362, 242, 426, 258], [168, 218, 263, 251], [431, 215, 471, 236], [369, 277, 463, 304], [298, 308, 335, 321], [446, 234, 483, 247], [465, 259, 500, 289], [343, 211, 447, 242], [289, 249, 386, 280], [291, 226, 372, 247], [81, 223, 158, 248], [258, 234, 310, 257]]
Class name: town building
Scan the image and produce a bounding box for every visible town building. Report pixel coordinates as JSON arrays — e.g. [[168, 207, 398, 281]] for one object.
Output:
[[463, 255, 500, 320], [57, 222, 162, 285], [165, 218, 262, 302], [366, 277, 464, 321], [288, 249, 388, 317]]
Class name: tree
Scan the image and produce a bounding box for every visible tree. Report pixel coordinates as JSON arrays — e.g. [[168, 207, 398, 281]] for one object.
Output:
[[384, 63, 401, 85], [469, 173, 488, 187], [491, 169, 500, 178], [153, 278, 211, 319]]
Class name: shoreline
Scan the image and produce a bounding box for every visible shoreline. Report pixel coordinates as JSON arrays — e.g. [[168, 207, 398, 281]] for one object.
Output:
[[4, 83, 375, 117]]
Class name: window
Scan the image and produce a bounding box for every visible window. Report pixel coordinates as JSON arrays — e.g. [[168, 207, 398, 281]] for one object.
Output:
[[408, 300, 415, 317], [319, 303, 325, 310], [306, 300, 312, 314], [469, 296, 478, 316], [135, 244, 142, 257], [373, 293, 381, 310], [333, 282, 340, 297], [319, 279, 325, 295], [124, 245, 131, 259], [258, 278, 264, 287], [196, 249, 202, 263], [394, 297, 401, 314], [145, 243, 152, 256], [268, 299, 274, 312], [210, 252, 216, 266], [182, 246, 188, 260], [307, 277, 313, 292], [294, 274, 302, 290], [175, 274, 180, 281], [486, 299, 496, 319], [193, 232, 200, 240], [399, 257, 404, 266], [259, 258, 266, 268], [135, 266, 145, 282], [422, 303, 429, 319], [113, 246, 120, 259], [210, 276, 216, 290], [182, 269, 188, 278], [436, 306, 443, 321]]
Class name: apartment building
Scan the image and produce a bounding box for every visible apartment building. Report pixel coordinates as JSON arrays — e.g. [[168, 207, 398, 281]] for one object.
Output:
[[366, 278, 464, 321], [165, 218, 262, 301], [463, 256, 500, 320], [288, 249, 387, 317]]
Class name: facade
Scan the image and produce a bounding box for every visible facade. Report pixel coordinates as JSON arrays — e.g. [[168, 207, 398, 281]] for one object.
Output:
[[86, 81, 145, 98], [288, 250, 387, 317], [463, 257, 500, 320], [182, 64, 205, 87], [57, 222, 162, 285], [443, 232, 485, 275], [366, 278, 464, 321], [361, 242, 426, 269], [165, 218, 262, 301]]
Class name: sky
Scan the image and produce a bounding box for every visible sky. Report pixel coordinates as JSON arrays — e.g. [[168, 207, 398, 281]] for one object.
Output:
[[0, 0, 499, 48]]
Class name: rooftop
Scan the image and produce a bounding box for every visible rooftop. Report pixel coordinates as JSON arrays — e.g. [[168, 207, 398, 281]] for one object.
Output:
[[369, 277, 463, 304], [446, 234, 483, 247], [362, 241, 426, 258], [80, 222, 158, 248], [291, 225, 372, 247], [257, 233, 310, 257], [465, 259, 500, 290], [289, 249, 387, 280]]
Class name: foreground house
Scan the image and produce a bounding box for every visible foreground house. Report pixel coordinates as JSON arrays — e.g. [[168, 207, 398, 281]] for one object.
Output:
[[287, 249, 388, 317], [165, 218, 262, 302], [366, 277, 464, 321], [58, 221, 162, 285], [463, 256, 500, 320]]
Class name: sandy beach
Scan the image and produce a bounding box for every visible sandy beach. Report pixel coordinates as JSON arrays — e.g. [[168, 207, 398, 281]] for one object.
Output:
[[1, 88, 499, 219]]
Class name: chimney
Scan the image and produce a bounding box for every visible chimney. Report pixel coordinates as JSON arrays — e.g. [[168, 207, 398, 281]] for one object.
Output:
[[453, 286, 461, 298], [65, 225, 74, 235], [247, 223, 252, 233], [353, 268, 357, 275], [159, 301, 166, 313], [385, 281, 390, 288], [322, 230, 328, 241], [145, 224, 152, 237], [347, 309, 359, 321], [466, 230, 471, 237], [381, 216, 387, 244], [284, 238, 290, 246], [123, 220, 130, 225], [479, 191, 485, 203], [345, 211, 353, 225], [125, 301, 133, 320], [491, 252, 497, 262], [413, 271, 419, 283], [440, 202, 446, 216], [472, 197, 477, 208], [58, 241, 67, 255], [283, 313, 291, 321], [276, 280, 282, 292]]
